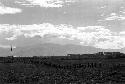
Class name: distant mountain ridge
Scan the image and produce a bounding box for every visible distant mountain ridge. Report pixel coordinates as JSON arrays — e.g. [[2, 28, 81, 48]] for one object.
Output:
[[0, 43, 123, 57], [14, 43, 101, 56]]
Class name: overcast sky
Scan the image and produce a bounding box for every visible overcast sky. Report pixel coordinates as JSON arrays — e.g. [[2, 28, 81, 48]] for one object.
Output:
[[0, 0, 125, 49]]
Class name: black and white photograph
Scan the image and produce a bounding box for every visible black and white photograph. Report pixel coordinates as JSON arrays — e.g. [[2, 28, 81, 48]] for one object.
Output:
[[0, 0, 125, 84]]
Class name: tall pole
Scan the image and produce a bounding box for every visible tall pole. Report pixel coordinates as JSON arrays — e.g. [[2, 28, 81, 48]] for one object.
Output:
[[10, 45, 13, 56]]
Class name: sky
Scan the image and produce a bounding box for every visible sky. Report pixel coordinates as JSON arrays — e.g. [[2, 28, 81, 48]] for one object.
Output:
[[0, 0, 125, 49]]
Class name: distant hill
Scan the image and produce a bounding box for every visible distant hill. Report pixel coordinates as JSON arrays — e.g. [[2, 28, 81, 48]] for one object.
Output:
[[0, 48, 10, 56], [0, 43, 123, 57], [13, 43, 103, 56]]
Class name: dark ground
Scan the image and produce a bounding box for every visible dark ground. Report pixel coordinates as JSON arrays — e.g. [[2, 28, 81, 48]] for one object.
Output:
[[0, 57, 125, 84]]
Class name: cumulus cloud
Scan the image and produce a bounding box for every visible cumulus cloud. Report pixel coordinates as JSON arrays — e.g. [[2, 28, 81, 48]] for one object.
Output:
[[16, 0, 77, 8], [94, 36, 124, 49], [15, 0, 64, 8], [105, 13, 125, 21], [119, 31, 125, 35], [5, 36, 17, 41], [0, 23, 125, 49], [0, 3, 22, 15]]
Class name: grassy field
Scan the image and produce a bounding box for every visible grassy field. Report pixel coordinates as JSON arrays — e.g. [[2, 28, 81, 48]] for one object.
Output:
[[0, 57, 124, 84]]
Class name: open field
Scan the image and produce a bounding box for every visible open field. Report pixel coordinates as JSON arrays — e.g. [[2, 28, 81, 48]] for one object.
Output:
[[0, 56, 124, 84]]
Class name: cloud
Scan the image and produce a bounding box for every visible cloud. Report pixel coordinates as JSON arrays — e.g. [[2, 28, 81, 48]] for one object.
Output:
[[105, 13, 125, 21], [0, 3, 22, 15], [16, 0, 77, 8], [119, 31, 125, 35], [5, 36, 17, 41], [0, 23, 125, 49], [94, 36, 124, 49], [18, 0, 63, 8]]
